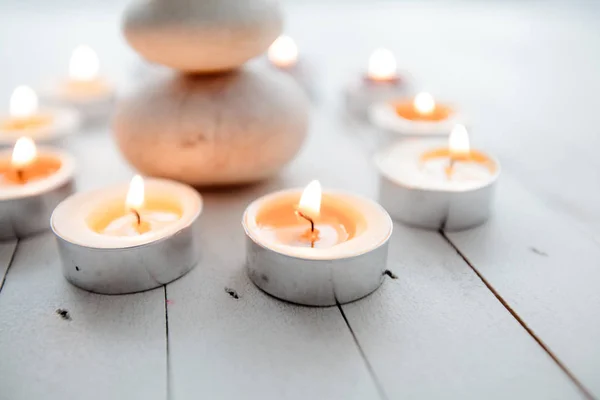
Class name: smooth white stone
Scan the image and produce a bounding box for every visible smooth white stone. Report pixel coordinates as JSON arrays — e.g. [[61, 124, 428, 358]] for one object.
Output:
[[122, 0, 283, 72], [112, 67, 310, 186]]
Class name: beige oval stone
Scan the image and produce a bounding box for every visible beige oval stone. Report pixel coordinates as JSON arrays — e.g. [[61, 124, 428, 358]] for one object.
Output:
[[123, 0, 283, 72], [112, 67, 309, 186]]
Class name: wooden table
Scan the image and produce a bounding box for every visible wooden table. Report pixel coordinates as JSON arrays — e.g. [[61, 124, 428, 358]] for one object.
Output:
[[1, 2, 599, 399]]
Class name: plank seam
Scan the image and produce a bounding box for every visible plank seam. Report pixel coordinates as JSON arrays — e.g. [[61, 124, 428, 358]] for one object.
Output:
[[337, 304, 389, 400], [0, 240, 19, 295], [164, 285, 172, 400], [440, 231, 596, 400]]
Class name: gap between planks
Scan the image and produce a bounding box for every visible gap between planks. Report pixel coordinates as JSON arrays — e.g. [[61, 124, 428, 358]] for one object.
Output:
[[164, 285, 172, 400], [439, 230, 595, 400], [0, 239, 19, 295], [337, 303, 389, 400]]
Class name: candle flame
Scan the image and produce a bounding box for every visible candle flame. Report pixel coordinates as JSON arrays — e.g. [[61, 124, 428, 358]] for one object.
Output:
[[449, 124, 470, 158], [69, 45, 99, 81], [367, 48, 397, 81], [298, 180, 322, 220], [268, 35, 298, 67], [126, 175, 145, 211], [11, 137, 37, 168], [9, 86, 38, 118], [413, 92, 435, 115]]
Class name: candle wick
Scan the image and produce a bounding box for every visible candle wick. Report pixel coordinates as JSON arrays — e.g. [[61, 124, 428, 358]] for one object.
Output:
[[446, 157, 457, 180], [296, 210, 315, 232], [131, 209, 141, 226], [16, 168, 24, 183]]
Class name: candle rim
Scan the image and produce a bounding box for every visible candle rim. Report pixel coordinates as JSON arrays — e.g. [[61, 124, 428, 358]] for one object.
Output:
[[51, 178, 203, 249], [0, 146, 75, 200], [375, 139, 501, 193], [0, 105, 81, 144], [243, 188, 392, 261], [368, 99, 460, 136]]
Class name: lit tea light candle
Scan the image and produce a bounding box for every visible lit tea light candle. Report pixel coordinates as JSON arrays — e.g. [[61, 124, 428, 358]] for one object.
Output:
[[344, 48, 413, 118], [0, 86, 80, 145], [367, 48, 398, 82], [44, 45, 115, 122], [267, 35, 316, 99], [375, 125, 500, 231], [0, 137, 75, 239], [268, 35, 299, 68], [369, 92, 460, 136], [51, 177, 202, 294], [243, 181, 393, 306]]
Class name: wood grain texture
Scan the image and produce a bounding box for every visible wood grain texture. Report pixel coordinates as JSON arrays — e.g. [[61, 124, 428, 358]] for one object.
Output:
[[341, 222, 582, 400], [165, 116, 383, 398], [0, 240, 17, 292], [0, 234, 167, 400], [446, 176, 600, 398]]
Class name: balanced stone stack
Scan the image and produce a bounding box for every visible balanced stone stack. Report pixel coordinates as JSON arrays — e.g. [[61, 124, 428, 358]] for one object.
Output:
[[113, 0, 309, 186]]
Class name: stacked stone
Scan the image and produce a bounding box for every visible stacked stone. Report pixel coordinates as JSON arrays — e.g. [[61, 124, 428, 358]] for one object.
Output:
[[113, 0, 309, 186]]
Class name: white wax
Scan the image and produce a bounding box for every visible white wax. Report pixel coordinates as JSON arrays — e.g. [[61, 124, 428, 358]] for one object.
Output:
[[51, 178, 203, 249], [0, 107, 81, 145], [41, 79, 115, 121], [375, 140, 500, 192], [257, 223, 349, 249], [0, 146, 75, 200], [102, 211, 180, 236], [369, 101, 462, 136], [243, 189, 392, 260]]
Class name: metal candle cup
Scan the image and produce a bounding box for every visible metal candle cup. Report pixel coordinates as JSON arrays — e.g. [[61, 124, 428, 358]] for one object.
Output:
[[42, 46, 115, 123], [242, 187, 393, 306], [369, 93, 462, 136], [0, 145, 75, 240], [375, 139, 500, 231], [344, 49, 413, 118], [267, 35, 316, 100], [51, 178, 202, 295], [0, 86, 80, 146]]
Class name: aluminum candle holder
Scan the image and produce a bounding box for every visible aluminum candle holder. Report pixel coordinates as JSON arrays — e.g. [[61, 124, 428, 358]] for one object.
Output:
[[0, 147, 75, 240], [51, 178, 203, 294], [242, 188, 393, 306], [344, 76, 412, 119], [375, 139, 501, 231], [53, 222, 200, 295]]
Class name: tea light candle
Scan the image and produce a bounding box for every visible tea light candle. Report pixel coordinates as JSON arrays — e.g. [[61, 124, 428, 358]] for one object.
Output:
[[51, 176, 202, 294], [375, 125, 500, 231], [44, 45, 115, 122], [243, 180, 393, 306], [369, 92, 461, 136], [0, 86, 80, 145], [267, 35, 316, 99], [344, 48, 413, 118], [0, 137, 75, 239]]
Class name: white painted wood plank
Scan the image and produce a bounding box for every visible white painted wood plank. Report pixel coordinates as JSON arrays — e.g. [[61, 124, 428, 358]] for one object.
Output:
[[166, 116, 382, 399], [446, 175, 600, 398], [167, 193, 381, 400], [341, 222, 583, 399], [0, 240, 17, 290], [167, 107, 584, 398], [0, 233, 167, 400]]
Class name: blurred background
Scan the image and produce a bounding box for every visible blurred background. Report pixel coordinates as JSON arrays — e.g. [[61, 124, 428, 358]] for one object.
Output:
[[1, 0, 600, 233]]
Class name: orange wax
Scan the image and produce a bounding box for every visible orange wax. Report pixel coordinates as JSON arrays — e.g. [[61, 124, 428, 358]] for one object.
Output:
[[0, 154, 61, 185], [0, 114, 53, 131], [420, 147, 497, 178], [364, 74, 401, 85], [62, 78, 110, 98], [86, 195, 183, 237], [255, 193, 365, 249], [394, 101, 452, 122]]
